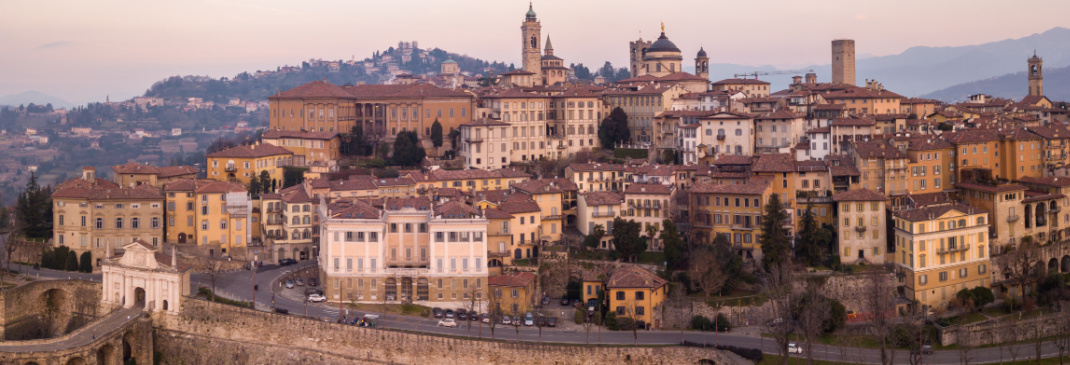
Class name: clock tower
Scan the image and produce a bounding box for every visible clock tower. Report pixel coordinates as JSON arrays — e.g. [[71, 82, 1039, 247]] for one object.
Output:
[[521, 3, 543, 85], [1028, 51, 1043, 97]]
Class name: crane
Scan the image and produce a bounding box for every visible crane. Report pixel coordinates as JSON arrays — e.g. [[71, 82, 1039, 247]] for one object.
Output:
[[732, 69, 811, 79]]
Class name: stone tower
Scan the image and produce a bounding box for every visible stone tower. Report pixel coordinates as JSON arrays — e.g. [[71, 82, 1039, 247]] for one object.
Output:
[[629, 38, 652, 77], [695, 47, 709, 79], [521, 3, 543, 84], [832, 39, 856, 86], [1028, 51, 1044, 97]]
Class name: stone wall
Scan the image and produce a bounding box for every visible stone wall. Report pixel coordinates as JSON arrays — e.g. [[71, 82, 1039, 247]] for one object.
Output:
[[0, 316, 154, 365], [0, 280, 103, 340], [660, 271, 893, 329], [938, 310, 1070, 346], [155, 299, 732, 365]]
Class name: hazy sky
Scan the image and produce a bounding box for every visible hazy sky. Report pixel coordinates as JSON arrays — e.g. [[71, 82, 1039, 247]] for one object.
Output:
[[2, 0, 1068, 105]]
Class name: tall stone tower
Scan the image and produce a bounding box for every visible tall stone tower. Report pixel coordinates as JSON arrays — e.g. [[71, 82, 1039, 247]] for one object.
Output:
[[521, 3, 543, 84], [629, 38, 652, 77], [831, 39, 856, 86], [1028, 51, 1044, 97], [695, 47, 709, 79]]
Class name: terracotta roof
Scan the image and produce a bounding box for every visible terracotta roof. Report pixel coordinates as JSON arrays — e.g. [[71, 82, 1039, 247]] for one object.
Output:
[[893, 203, 986, 222], [1018, 176, 1070, 187], [489, 272, 536, 288], [711, 78, 770, 86], [831, 117, 876, 127], [814, 104, 846, 111], [383, 197, 432, 211], [628, 164, 677, 177], [434, 201, 481, 218], [829, 164, 860, 177], [794, 160, 827, 172], [656, 72, 707, 82], [805, 126, 831, 134], [270, 80, 354, 99], [498, 200, 542, 214], [625, 183, 673, 195], [328, 199, 381, 219], [280, 185, 314, 203], [752, 154, 795, 173], [482, 207, 514, 220], [907, 192, 954, 208], [262, 129, 340, 140], [941, 130, 1000, 144], [460, 119, 510, 127], [853, 140, 908, 160], [157, 166, 198, 178], [582, 191, 624, 206], [955, 182, 1026, 193], [511, 178, 578, 195], [112, 162, 159, 175], [906, 137, 953, 151], [833, 188, 887, 201], [206, 143, 293, 159], [690, 176, 772, 195], [606, 266, 667, 289], [373, 177, 416, 187], [196, 181, 246, 194], [53, 178, 163, 200], [568, 163, 627, 172], [472, 189, 514, 204], [711, 155, 755, 166], [343, 83, 472, 99], [756, 110, 803, 120]]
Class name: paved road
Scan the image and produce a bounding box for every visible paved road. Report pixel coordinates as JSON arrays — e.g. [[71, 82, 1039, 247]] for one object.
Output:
[[0, 306, 142, 352], [19, 266, 102, 282], [190, 263, 1070, 364]]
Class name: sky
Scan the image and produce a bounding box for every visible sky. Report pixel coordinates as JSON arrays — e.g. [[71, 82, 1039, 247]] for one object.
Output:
[[1, 0, 1069, 105]]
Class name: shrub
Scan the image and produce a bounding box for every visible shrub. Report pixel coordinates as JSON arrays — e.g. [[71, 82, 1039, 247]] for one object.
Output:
[[604, 312, 618, 330], [79, 252, 93, 273], [615, 317, 636, 331], [825, 299, 847, 333], [714, 313, 732, 332], [574, 309, 585, 325], [691, 315, 711, 331], [65, 253, 79, 271]]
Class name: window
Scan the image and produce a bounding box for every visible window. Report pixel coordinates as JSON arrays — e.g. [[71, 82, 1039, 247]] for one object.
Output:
[[636, 306, 645, 316], [635, 291, 644, 300], [115, 218, 123, 229], [939, 271, 948, 282], [616, 291, 625, 300]]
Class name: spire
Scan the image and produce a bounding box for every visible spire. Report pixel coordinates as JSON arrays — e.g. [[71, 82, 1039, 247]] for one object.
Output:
[[544, 35, 553, 51]]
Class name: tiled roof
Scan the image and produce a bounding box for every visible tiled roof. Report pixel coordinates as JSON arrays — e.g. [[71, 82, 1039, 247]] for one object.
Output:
[[1019, 176, 1070, 187], [206, 143, 293, 159], [756, 110, 803, 120], [752, 154, 794, 173], [498, 200, 542, 214], [373, 177, 417, 187], [270, 80, 354, 99], [906, 137, 953, 151], [511, 178, 578, 195], [53, 178, 162, 200], [472, 189, 514, 203], [383, 197, 432, 211], [831, 117, 876, 127], [628, 164, 676, 176], [112, 162, 159, 174], [606, 265, 667, 289], [280, 185, 314, 203], [582, 191, 624, 206], [794, 160, 827, 172], [262, 129, 340, 140], [833, 188, 887, 201], [482, 207, 514, 220], [829, 164, 860, 176], [568, 163, 627, 172], [689, 176, 772, 195], [711, 78, 770, 86], [625, 183, 673, 195], [330, 178, 378, 192], [711, 155, 755, 165], [954, 182, 1026, 193], [853, 140, 908, 160], [196, 181, 246, 194], [434, 201, 480, 218], [907, 192, 954, 208], [489, 272, 536, 288], [894, 203, 986, 222], [157, 166, 199, 178], [343, 83, 472, 99], [328, 199, 381, 219], [941, 129, 1000, 144]]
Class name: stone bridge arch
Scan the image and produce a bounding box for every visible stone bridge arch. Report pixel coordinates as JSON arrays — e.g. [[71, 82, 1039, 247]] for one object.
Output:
[[1063, 255, 1070, 273], [65, 356, 87, 365], [0, 280, 101, 341], [96, 343, 116, 365]]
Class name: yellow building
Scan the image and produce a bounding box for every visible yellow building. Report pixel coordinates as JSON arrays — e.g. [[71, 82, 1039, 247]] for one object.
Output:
[[206, 142, 293, 187], [710, 78, 770, 98], [52, 167, 165, 271], [834, 189, 888, 264], [408, 168, 531, 194], [823, 83, 902, 115], [489, 272, 537, 315], [1028, 125, 1070, 175], [997, 128, 1044, 181], [893, 203, 991, 310], [942, 129, 1001, 179], [578, 191, 624, 250], [688, 176, 772, 261], [498, 200, 543, 261], [483, 207, 514, 269], [565, 163, 627, 193], [622, 183, 674, 251], [163, 179, 250, 256], [261, 129, 342, 167], [111, 162, 198, 188], [606, 265, 668, 329], [511, 178, 578, 243], [901, 137, 954, 195]]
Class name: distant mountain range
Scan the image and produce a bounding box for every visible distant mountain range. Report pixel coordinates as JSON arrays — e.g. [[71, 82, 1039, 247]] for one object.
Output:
[[922, 65, 1070, 102], [709, 27, 1070, 102], [0, 90, 74, 109]]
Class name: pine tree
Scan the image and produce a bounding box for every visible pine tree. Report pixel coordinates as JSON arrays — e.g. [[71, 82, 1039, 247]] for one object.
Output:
[[16, 172, 52, 239], [660, 219, 685, 270], [611, 218, 646, 262], [259, 170, 273, 194], [759, 193, 791, 269], [247, 175, 261, 199], [430, 120, 443, 148], [795, 201, 822, 266]]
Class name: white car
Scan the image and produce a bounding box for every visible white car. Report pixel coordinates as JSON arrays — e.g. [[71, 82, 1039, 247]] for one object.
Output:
[[285, 280, 295, 289], [787, 342, 803, 354], [307, 293, 326, 303], [437, 318, 458, 328]]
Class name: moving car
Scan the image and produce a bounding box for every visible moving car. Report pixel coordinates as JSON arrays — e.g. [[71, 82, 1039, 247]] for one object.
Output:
[[307, 293, 327, 303], [432, 307, 445, 318], [787, 342, 803, 354], [437, 318, 458, 328], [523, 312, 534, 326], [284, 280, 294, 289], [912, 345, 933, 355]]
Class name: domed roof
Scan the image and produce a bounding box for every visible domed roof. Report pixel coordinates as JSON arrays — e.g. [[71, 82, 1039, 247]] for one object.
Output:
[[647, 32, 681, 53], [443, 58, 457, 64], [697, 47, 707, 57], [525, 3, 536, 19]]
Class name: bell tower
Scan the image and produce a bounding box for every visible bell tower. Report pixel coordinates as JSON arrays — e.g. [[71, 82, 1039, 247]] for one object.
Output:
[[695, 47, 709, 79], [521, 3, 543, 84], [1028, 51, 1043, 97]]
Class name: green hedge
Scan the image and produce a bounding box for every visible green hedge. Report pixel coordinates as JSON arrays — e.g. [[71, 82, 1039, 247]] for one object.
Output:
[[613, 148, 648, 159]]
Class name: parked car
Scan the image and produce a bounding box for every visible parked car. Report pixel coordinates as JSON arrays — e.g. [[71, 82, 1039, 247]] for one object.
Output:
[[457, 309, 468, 320], [523, 312, 534, 326], [432, 307, 445, 318], [437, 318, 458, 328], [278, 258, 297, 266], [501, 315, 513, 325], [560, 298, 571, 306], [536, 317, 548, 327], [445, 309, 455, 318], [304, 288, 323, 296], [787, 342, 803, 354], [547, 317, 558, 327], [480, 313, 490, 323], [294, 277, 304, 286], [542, 296, 551, 305], [913, 345, 933, 355], [308, 277, 319, 287], [468, 311, 480, 321], [307, 293, 327, 303], [572, 299, 581, 307], [284, 280, 294, 289]]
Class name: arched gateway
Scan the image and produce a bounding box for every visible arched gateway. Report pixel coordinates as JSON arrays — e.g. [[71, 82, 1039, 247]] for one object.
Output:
[[101, 240, 192, 314]]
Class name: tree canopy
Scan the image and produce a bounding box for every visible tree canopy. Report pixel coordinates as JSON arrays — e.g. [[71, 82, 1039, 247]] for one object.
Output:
[[759, 193, 791, 269], [16, 173, 52, 239], [598, 107, 630, 148], [611, 218, 646, 262], [430, 120, 444, 148], [660, 219, 686, 270], [391, 130, 426, 167]]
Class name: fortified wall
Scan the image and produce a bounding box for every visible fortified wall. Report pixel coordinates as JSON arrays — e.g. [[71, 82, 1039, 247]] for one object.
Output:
[[154, 299, 732, 365], [0, 279, 103, 340]]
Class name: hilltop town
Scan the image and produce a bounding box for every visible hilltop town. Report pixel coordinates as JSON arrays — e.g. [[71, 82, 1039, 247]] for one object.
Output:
[[2, 4, 1070, 365]]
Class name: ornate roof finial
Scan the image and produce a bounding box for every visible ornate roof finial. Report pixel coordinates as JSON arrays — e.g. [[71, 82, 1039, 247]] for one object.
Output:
[[661, 22, 665, 33]]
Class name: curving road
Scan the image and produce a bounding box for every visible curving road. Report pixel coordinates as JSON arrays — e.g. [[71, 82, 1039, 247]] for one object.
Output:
[[0, 306, 142, 352]]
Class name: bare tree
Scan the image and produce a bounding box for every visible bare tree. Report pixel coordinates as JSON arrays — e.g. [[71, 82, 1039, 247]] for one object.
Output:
[[511, 303, 522, 342], [688, 246, 726, 301], [486, 288, 502, 339], [995, 239, 1040, 311], [900, 310, 929, 365], [200, 257, 224, 301], [666, 281, 688, 344], [1055, 301, 1070, 365], [1032, 320, 1044, 365], [1008, 316, 1021, 363], [957, 325, 973, 365], [796, 284, 830, 365], [463, 285, 482, 337], [759, 261, 796, 365], [863, 271, 897, 365]]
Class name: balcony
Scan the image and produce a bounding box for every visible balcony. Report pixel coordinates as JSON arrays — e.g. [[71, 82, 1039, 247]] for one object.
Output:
[[937, 244, 970, 255], [717, 135, 726, 141], [1007, 214, 1020, 223], [855, 225, 868, 233], [592, 211, 617, 218], [466, 136, 483, 143], [224, 165, 238, 172]]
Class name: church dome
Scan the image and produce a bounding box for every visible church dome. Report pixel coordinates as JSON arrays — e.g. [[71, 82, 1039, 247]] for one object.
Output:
[[697, 47, 707, 57], [525, 3, 536, 19], [647, 32, 681, 53]]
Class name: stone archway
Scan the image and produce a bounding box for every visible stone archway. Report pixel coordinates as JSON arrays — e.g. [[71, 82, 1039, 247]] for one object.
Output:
[[133, 287, 146, 308], [122, 331, 137, 364], [1062, 255, 1070, 273], [65, 357, 86, 365], [97, 343, 116, 365], [1049, 258, 1059, 274], [39, 288, 72, 339], [277, 248, 286, 261]]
